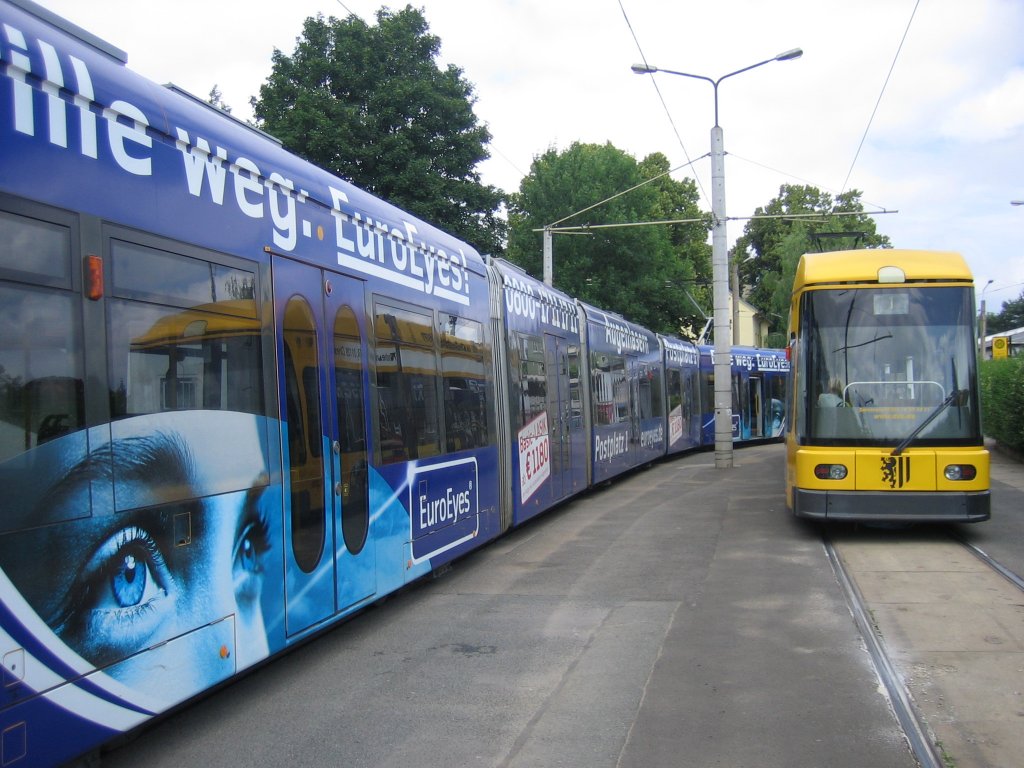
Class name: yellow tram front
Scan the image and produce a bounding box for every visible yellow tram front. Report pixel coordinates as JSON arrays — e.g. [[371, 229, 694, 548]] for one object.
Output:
[[786, 250, 990, 522]]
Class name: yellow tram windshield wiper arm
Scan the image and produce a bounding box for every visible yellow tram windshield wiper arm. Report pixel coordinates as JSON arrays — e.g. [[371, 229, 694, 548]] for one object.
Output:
[[891, 388, 961, 456], [892, 356, 963, 457]]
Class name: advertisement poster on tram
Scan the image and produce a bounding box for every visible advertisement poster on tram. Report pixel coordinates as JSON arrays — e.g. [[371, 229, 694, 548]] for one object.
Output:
[[518, 412, 551, 503]]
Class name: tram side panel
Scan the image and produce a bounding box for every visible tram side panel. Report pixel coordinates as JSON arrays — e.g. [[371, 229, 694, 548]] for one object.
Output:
[[581, 302, 665, 483], [732, 347, 789, 441], [659, 334, 703, 456], [488, 259, 587, 526], [698, 345, 789, 445]]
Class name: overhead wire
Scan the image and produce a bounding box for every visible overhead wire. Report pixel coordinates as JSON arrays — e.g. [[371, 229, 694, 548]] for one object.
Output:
[[620, 1, 914, 219], [616, 0, 710, 209], [545, 156, 709, 228], [840, 0, 921, 196], [333, 0, 361, 18], [727, 151, 892, 213]]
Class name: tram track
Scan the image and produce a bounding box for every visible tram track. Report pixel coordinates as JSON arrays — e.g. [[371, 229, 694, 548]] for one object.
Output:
[[954, 535, 1024, 593], [824, 536, 944, 768], [826, 529, 1024, 768]]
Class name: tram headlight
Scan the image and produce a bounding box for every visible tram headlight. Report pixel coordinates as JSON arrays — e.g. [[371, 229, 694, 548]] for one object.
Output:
[[944, 464, 977, 481], [814, 463, 848, 480]]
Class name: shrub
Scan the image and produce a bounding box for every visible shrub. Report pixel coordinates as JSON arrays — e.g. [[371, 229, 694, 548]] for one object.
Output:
[[979, 356, 1024, 452]]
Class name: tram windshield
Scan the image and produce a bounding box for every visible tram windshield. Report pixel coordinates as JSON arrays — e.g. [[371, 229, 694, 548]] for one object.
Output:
[[801, 286, 981, 446]]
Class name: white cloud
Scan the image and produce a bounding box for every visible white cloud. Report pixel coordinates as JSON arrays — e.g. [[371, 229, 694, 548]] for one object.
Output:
[[941, 69, 1024, 142]]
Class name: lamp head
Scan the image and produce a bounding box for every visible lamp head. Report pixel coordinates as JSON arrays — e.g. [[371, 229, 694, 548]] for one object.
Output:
[[775, 48, 803, 61], [631, 63, 657, 74]]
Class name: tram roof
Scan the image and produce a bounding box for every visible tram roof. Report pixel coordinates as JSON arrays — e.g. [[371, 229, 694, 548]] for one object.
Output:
[[795, 249, 973, 288]]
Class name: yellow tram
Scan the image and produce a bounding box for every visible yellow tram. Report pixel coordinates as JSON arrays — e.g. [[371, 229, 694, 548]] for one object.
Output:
[[785, 249, 990, 522]]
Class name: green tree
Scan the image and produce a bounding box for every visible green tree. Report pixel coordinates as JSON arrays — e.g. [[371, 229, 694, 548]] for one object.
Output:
[[251, 6, 505, 255], [506, 142, 709, 336], [736, 184, 891, 335], [985, 290, 1024, 334], [206, 85, 232, 114]]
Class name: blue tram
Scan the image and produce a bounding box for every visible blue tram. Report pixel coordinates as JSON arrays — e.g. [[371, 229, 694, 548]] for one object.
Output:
[[487, 258, 588, 525], [581, 302, 665, 483], [660, 334, 703, 456], [0, 3, 787, 764], [698, 345, 790, 445]]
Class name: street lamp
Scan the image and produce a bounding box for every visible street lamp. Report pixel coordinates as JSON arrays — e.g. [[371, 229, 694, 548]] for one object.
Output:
[[1011, 200, 1024, 206], [979, 278, 994, 358], [632, 48, 802, 469]]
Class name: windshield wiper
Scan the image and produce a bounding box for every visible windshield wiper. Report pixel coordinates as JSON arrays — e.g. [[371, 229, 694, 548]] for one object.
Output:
[[892, 357, 962, 456], [891, 388, 962, 456]]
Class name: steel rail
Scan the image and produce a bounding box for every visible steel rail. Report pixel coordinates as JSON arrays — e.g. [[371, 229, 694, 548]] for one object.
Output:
[[823, 537, 943, 768], [955, 537, 1024, 593]]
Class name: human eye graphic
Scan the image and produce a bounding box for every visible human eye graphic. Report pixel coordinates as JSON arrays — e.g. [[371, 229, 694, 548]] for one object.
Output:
[[97, 532, 167, 610], [233, 505, 271, 603], [57, 526, 175, 659]]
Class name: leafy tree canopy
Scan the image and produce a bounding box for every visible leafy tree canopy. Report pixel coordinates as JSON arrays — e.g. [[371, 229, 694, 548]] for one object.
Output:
[[206, 85, 231, 114], [506, 143, 711, 337], [985, 291, 1024, 335], [251, 5, 505, 255], [735, 184, 891, 334]]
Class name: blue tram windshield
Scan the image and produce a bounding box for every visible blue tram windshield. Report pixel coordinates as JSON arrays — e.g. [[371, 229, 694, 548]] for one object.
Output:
[[801, 286, 981, 445]]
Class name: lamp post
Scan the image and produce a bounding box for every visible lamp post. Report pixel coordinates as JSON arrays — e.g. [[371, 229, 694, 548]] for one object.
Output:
[[632, 48, 802, 468], [979, 278, 994, 358], [543, 226, 553, 286]]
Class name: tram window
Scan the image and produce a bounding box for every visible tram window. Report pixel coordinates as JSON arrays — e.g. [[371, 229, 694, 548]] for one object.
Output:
[[283, 341, 307, 465], [0, 207, 85, 469], [440, 314, 489, 452], [284, 296, 325, 574], [639, 363, 663, 420], [667, 369, 682, 412], [0, 210, 72, 287], [111, 239, 256, 310], [334, 306, 368, 555], [107, 240, 263, 420], [702, 371, 714, 415], [374, 303, 440, 464], [733, 373, 748, 418], [518, 333, 546, 424], [802, 286, 979, 443], [108, 298, 263, 417], [767, 374, 786, 434], [567, 345, 582, 429], [591, 352, 626, 426], [0, 284, 85, 465], [685, 369, 699, 423]]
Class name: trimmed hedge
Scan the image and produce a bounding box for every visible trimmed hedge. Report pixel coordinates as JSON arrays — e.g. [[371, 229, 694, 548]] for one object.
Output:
[[979, 356, 1024, 452]]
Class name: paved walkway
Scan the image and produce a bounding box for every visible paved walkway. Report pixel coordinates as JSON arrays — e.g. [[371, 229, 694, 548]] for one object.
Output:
[[98, 441, 1024, 768]]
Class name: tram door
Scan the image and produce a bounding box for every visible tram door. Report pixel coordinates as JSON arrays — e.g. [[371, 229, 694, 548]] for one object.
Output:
[[628, 355, 641, 463], [544, 333, 571, 502], [749, 376, 763, 438], [273, 257, 375, 636]]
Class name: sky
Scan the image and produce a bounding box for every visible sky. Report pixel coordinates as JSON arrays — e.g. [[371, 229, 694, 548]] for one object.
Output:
[[30, 0, 1024, 313]]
